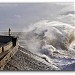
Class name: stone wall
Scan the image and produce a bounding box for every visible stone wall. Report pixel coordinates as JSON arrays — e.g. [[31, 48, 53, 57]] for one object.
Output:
[[0, 42, 12, 53], [4, 42, 12, 51]]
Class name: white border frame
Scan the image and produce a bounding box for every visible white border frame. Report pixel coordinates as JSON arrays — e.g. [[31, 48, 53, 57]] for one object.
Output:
[[0, 0, 74, 3], [0, 0, 75, 75]]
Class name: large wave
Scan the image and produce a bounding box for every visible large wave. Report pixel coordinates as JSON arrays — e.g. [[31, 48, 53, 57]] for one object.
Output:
[[21, 20, 75, 56], [19, 19, 75, 70]]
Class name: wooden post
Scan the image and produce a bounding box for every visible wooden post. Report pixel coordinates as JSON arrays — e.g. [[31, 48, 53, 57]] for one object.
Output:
[[2, 47, 4, 52]]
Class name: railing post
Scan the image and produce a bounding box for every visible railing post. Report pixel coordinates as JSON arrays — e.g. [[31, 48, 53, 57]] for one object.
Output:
[[2, 47, 4, 52]]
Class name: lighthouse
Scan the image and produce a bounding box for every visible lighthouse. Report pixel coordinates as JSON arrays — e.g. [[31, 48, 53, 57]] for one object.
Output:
[[9, 28, 11, 36]]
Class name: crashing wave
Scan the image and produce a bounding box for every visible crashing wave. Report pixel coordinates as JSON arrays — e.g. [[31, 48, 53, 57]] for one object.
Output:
[[23, 20, 75, 52], [19, 20, 75, 70]]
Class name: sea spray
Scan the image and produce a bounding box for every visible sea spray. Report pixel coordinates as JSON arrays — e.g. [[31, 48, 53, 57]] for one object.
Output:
[[19, 20, 75, 64]]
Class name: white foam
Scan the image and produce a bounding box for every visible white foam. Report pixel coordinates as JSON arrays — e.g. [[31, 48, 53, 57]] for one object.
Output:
[[22, 20, 75, 56]]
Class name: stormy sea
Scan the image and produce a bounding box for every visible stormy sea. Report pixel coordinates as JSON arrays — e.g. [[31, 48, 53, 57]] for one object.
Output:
[[0, 3, 75, 71], [18, 20, 75, 71], [1, 20, 75, 71]]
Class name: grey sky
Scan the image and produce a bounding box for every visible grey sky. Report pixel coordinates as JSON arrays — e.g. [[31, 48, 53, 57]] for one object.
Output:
[[0, 3, 74, 31]]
